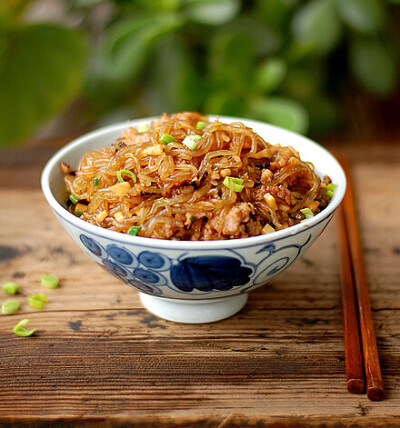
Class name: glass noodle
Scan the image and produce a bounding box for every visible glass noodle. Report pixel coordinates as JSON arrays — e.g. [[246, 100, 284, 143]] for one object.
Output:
[[63, 112, 332, 240]]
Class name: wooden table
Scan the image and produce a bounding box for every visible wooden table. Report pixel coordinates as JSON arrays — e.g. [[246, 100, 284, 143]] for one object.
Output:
[[1, 137, 400, 427]]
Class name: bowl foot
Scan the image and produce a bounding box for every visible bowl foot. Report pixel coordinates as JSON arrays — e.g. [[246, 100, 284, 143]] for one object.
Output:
[[139, 293, 248, 324]]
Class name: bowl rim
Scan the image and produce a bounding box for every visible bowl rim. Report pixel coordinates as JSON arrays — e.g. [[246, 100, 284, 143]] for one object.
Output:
[[41, 115, 346, 250]]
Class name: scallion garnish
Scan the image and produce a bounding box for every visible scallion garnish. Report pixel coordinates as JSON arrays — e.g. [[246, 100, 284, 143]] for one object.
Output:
[[93, 178, 99, 186], [13, 319, 36, 337], [40, 274, 59, 289], [69, 194, 80, 204], [223, 176, 244, 192], [326, 183, 337, 198], [2, 299, 20, 314], [300, 207, 314, 222], [75, 211, 83, 217], [117, 169, 137, 183], [138, 123, 149, 133], [182, 134, 201, 150], [196, 121, 206, 130], [190, 215, 196, 222], [28, 293, 48, 310], [2, 281, 19, 295], [127, 226, 141, 236], [159, 133, 176, 144]]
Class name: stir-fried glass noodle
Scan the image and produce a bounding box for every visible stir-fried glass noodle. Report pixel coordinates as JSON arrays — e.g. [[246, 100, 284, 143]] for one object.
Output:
[[63, 112, 333, 240]]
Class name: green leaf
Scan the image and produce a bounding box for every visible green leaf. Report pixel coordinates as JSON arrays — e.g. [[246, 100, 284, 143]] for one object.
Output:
[[145, 35, 205, 113], [208, 30, 255, 94], [225, 16, 282, 57], [254, 58, 287, 93], [0, 23, 87, 146], [303, 97, 340, 136], [249, 96, 309, 134], [93, 15, 183, 83], [280, 62, 323, 99], [292, 0, 342, 55], [335, 0, 385, 34], [350, 36, 398, 95], [255, 0, 298, 30], [204, 90, 246, 116], [182, 0, 240, 25]]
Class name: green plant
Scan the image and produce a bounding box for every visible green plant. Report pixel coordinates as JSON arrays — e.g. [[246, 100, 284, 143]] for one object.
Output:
[[1, 0, 399, 146]]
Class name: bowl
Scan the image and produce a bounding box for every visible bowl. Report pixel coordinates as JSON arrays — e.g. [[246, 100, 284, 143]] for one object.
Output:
[[41, 116, 346, 323]]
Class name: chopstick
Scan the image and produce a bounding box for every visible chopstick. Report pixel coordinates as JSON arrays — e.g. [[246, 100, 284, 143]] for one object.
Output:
[[337, 204, 365, 394], [337, 158, 384, 401]]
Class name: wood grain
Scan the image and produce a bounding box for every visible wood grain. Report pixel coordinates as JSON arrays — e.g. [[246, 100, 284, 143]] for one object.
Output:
[[1, 146, 400, 426]]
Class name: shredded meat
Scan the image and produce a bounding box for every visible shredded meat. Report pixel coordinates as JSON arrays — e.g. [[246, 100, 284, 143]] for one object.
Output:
[[204, 203, 253, 239]]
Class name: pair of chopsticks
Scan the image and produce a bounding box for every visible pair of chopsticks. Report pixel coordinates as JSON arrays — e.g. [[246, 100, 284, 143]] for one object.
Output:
[[337, 158, 384, 401]]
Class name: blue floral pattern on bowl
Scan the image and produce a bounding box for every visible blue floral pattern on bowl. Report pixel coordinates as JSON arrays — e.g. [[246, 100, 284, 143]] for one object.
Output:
[[77, 230, 314, 298], [170, 256, 253, 292]]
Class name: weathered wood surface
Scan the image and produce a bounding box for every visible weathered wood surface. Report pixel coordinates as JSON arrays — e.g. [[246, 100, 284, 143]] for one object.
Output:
[[0, 141, 400, 427]]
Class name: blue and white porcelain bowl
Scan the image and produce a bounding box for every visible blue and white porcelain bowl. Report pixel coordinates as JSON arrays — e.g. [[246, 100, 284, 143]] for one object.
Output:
[[41, 117, 346, 323]]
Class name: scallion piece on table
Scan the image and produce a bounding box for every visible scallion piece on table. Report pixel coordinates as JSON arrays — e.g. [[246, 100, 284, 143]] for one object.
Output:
[[2, 281, 19, 294], [117, 169, 137, 183], [300, 207, 314, 221], [196, 121, 206, 130], [2, 299, 20, 314], [182, 134, 201, 150], [138, 123, 149, 133], [69, 194, 80, 204], [159, 134, 176, 144], [127, 226, 141, 236], [223, 176, 244, 192], [28, 294, 48, 310], [13, 319, 36, 337], [93, 178, 99, 186], [40, 274, 59, 289]]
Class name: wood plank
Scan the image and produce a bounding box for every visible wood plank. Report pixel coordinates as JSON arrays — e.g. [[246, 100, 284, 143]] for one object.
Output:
[[1, 309, 400, 421]]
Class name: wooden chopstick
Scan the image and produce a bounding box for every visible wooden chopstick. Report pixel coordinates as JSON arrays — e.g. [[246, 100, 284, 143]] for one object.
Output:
[[337, 204, 365, 394], [338, 158, 384, 401]]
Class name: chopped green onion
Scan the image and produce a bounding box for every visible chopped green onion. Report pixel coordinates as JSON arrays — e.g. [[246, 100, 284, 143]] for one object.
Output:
[[300, 207, 314, 222], [40, 274, 59, 289], [93, 178, 99, 186], [2, 281, 19, 295], [127, 226, 141, 236], [196, 121, 206, 130], [28, 300, 43, 310], [138, 123, 149, 133], [182, 134, 201, 150], [13, 319, 36, 337], [326, 183, 337, 192], [223, 176, 244, 192], [2, 299, 20, 314], [28, 293, 48, 310], [159, 133, 176, 144], [190, 215, 196, 222], [69, 194, 80, 204], [117, 169, 137, 183], [75, 211, 83, 217], [326, 183, 337, 198]]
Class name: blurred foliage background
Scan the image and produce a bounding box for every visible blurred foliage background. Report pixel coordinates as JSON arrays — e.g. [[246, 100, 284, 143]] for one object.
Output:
[[1, 0, 399, 147]]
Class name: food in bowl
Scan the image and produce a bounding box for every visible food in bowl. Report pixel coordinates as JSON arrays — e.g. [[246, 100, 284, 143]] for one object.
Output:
[[62, 112, 333, 241]]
